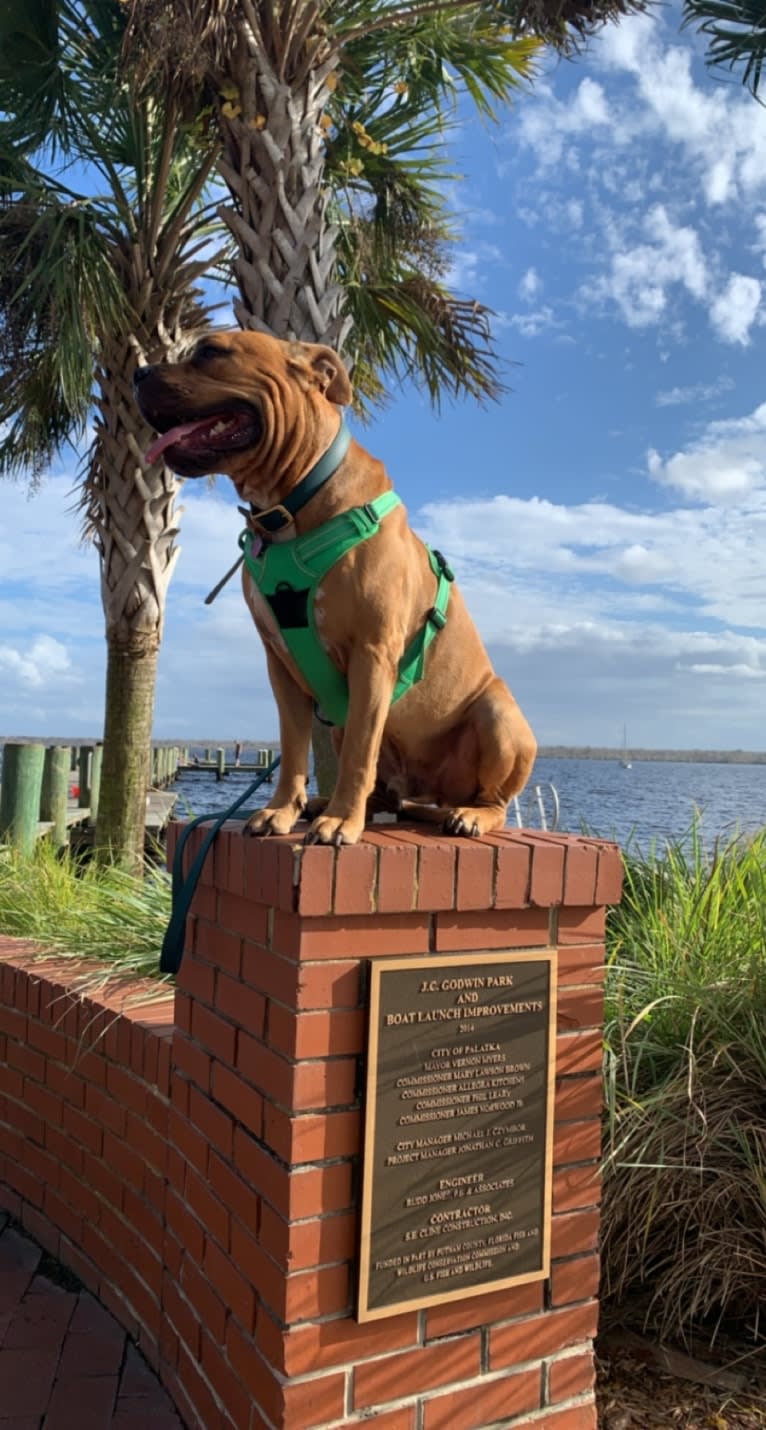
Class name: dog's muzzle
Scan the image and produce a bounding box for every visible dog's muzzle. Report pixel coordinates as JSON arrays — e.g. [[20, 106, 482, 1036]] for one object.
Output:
[[134, 366, 263, 474]]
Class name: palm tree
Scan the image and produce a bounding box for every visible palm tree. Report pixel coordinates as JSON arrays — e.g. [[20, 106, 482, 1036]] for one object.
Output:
[[683, 0, 766, 98], [124, 0, 648, 793], [0, 0, 227, 871]]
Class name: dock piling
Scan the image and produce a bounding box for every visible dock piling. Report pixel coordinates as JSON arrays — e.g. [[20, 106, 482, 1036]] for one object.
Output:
[[78, 747, 92, 810], [0, 742, 46, 855], [89, 745, 103, 822], [40, 746, 71, 848]]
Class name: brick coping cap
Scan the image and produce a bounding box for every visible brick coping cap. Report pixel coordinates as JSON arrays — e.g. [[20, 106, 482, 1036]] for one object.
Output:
[[0, 934, 174, 1032], [169, 821, 622, 916]]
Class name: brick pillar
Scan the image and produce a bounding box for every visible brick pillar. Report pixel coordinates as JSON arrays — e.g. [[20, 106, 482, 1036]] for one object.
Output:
[[162, 823, 621, 1430]]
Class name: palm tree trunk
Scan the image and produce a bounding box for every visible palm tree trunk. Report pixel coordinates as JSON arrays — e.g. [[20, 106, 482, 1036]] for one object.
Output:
[[215, 34, 349, 793], [97, 635, 158, 871], [87, 335, 181, 871]]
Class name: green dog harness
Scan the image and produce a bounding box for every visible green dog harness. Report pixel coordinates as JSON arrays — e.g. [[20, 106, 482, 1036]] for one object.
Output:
[[239, 493, 454, 727]]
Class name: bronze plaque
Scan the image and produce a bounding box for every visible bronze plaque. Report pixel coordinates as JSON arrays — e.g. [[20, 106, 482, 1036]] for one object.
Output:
[[357, 950, 557, 1321]]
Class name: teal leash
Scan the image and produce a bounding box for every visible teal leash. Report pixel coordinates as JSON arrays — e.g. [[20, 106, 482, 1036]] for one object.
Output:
[[160, 756, 281, 974]]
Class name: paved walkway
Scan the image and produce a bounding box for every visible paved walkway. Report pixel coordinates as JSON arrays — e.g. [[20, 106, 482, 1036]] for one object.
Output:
[[0, 1215, 183, 1429]]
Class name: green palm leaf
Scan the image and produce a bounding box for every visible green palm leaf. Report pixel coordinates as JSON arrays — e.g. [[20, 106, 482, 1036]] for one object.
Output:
[[683, 0, 766, 98], [0, 0, 228, 869]]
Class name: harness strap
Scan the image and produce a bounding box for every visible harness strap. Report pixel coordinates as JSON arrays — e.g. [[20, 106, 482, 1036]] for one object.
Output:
[[239, 494, 453, 727], [396, 548, 454, 692]]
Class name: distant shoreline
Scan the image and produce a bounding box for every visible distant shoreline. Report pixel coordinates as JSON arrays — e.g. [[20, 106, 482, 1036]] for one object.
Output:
[[536, 747, 766, 764], [3, 737, 766, 765]]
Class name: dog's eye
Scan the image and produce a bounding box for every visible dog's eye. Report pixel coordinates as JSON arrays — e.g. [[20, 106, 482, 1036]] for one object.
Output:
[[194, 343, 224, 363]]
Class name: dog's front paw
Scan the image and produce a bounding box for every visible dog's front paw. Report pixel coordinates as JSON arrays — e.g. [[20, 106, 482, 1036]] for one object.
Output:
[[245, 806, 301, 837], [305, 814, 363, 847]]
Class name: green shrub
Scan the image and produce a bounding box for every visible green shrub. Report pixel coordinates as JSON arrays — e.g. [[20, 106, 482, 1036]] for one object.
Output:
[[0, 839, 171, 991], [602, 822, 766, 1339]]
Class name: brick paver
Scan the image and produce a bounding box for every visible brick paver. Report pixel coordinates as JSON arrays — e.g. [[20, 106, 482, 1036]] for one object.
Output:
[[0, 1215, 183, 1429]]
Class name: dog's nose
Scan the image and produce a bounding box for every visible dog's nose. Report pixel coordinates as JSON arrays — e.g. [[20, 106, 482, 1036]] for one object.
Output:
[[133, 365, 154, 386]]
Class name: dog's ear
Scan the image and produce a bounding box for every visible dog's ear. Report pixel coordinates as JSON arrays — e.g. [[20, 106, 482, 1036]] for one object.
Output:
[[288, 343, 352, 406]]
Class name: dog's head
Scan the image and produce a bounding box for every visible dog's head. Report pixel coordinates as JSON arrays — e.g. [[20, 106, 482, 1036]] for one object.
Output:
[[134, 330, 352, 501]]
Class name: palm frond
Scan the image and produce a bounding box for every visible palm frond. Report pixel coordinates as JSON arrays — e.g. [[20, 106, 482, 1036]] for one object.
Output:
[[0, 0, 128, 157], [340, 9, 540, 121], [343, 260, 505, 412], [683, 0, 766, 98], [0, 186, 127, 477], [336, 0, 653, 57]]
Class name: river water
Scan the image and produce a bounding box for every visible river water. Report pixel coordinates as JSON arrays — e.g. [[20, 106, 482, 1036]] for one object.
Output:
[[170, 752, 766, 851]]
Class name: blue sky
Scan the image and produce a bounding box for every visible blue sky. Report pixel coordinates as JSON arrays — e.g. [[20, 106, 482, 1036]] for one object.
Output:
[[3, 5, 766, 749]]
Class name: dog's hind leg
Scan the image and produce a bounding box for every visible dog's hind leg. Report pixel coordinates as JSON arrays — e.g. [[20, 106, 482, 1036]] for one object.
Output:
[[403, 679, 536, 838], [446, 678, 536, 836]]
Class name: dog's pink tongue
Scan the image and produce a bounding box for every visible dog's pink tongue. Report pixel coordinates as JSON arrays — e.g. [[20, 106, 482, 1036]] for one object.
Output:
[[145, 419, 212, 465]]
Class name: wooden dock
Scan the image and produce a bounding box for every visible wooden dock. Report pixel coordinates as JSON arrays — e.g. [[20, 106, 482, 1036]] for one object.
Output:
[[36, 804, 92, 839], [2, 738, 281, 853], [145, 792, 178, 831], [35, 793, 177, 841], [1, 741, 180, 854], [175, 746, 278, 781]]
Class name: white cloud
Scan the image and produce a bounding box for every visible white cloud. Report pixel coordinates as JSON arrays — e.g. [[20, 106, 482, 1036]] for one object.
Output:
[[502, 305, 561, 338], [647, 401, 766, 503], [709, 273, 762, 345], [596, 17, 766, 209], [447, 242, 503, 292], [511, 14, 766, 350], [584, 204, 708, 329], [414, 440, 766, 632], [0, 636, 72, 689], [518, 266, 542, 301], [656, 376, 734, 406], [0, 475, 94, 590], [685, 662, 766, 678], [518, 77, 613, 167]]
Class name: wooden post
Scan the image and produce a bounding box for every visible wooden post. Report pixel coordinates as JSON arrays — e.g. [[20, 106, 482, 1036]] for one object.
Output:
[[0, 742, 46, 855], [40, 745, 71, 849], [89, 745, 103, 822], [78, 747, 92, 810], [205, 747, 212, 764], [216, 747, 226, 781]]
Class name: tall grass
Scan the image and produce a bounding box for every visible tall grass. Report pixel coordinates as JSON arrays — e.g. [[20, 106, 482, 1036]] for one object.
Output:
[[602, 822, 766, 1340], [0, 839, 172, 990]]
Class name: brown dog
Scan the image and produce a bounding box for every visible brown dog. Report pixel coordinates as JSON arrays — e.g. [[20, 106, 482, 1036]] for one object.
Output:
[[135, 331, 536, 845]]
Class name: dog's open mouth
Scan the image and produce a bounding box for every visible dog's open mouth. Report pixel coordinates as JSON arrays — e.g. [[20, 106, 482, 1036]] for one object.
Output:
[[145, 408, 261, 467]]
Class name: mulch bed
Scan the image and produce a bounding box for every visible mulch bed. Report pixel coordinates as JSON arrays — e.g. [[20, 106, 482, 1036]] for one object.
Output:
[[596, 1331, 766, 1429]]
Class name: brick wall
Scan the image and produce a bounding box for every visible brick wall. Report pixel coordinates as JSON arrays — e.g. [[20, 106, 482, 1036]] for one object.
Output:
[[0, 940, 174, 1363], [0, 824, 620, 1429]]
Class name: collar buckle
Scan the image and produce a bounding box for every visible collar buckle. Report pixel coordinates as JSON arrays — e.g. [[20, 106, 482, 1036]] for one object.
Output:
[[248, 504, 295, 537]]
